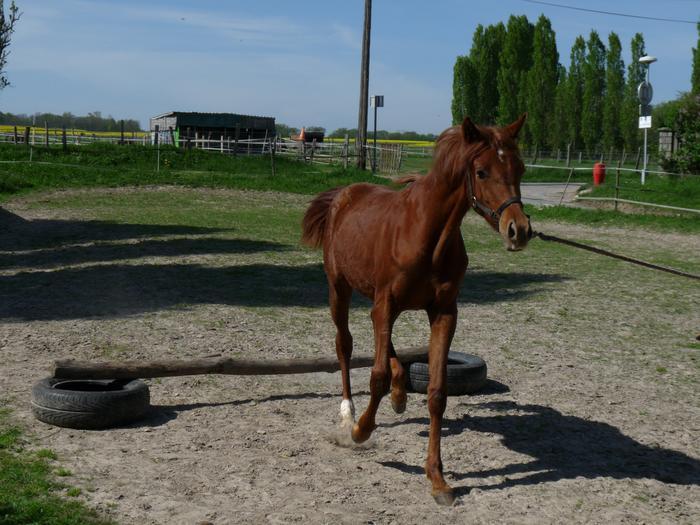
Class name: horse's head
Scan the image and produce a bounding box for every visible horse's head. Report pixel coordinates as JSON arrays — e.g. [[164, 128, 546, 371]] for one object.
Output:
[[461, 114, 531, 251]]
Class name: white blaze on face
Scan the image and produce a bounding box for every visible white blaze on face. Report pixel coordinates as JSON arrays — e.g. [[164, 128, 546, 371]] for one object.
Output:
[[497, 148, 505, 162]]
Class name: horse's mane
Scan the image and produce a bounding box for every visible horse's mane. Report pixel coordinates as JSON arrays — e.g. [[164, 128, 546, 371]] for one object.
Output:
[[394, 122, 518, 188], [429, 124, 517, 187]]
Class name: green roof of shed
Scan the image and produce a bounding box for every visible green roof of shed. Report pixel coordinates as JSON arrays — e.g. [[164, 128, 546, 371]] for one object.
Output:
[[151, 112, 275, 130]]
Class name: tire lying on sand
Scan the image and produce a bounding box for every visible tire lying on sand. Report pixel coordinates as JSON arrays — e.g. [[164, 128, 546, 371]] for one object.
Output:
[[406, 352, 487, 396], [31, 378, 150, 430]]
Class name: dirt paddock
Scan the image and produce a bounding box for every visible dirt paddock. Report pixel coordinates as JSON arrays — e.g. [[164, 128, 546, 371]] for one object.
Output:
[[1, 187, 699, 524]]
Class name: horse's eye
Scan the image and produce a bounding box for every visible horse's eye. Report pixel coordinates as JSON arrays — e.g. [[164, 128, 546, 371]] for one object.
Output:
[[476, 170, 488, 180]]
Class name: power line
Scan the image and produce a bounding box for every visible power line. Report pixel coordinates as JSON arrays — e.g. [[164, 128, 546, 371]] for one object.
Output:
[[521, 0, 698, 24]]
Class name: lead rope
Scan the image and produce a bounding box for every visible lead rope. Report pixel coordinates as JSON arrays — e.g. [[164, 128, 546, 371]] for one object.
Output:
[[533, 231, 700, 281]]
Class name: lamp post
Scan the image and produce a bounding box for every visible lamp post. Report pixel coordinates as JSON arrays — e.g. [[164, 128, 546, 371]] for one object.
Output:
[[370, 95, 383, 173], [638, 55, 657, 185]]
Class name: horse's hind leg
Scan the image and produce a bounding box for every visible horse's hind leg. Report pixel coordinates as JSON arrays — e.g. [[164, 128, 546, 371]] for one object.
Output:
[[389, 342, 407, 414], [329, 277, 354, 427], [352, 294, 395, 443]]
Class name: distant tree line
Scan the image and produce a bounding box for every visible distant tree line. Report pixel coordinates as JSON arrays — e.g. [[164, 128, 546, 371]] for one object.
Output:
[[327, 127, 437, 141], [0, 111, 141, 132], [452, 14, 653, 155], [275, 123, 437, 142]]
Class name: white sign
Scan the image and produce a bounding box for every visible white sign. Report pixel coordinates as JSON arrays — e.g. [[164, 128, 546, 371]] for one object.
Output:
[[370, 95, 384, 108], [639, 116, 652, 129]]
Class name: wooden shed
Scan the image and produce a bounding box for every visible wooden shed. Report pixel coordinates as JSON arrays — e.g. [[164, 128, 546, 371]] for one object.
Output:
[[149, 111, 275, 147]]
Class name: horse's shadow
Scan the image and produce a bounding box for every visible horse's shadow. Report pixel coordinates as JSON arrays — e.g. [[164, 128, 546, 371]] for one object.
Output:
[[380, 401, 700, 495]]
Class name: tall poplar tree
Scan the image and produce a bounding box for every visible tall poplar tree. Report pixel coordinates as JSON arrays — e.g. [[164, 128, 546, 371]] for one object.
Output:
[[472, 22, 506, 123], [602, 32, 625, 152], [691, 22, 700, 95], [451, 55, 477, 124], [622, 33, 646, 153], [581, 30, 606, 154], [526, 15, 559, 150], [496, 15, 534, 126], [566, 36, 586, 150], [550, 64, 569, 150]]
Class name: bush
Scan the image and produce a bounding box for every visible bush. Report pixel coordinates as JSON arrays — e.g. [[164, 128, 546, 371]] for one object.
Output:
[[660, 93, 700, 174]]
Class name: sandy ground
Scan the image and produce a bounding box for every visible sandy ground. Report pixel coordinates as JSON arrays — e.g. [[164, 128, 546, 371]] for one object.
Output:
[[1, 188, 699, 525]]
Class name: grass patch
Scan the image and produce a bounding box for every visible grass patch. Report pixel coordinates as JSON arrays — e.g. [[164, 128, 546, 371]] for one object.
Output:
[[528, 205, 700, 234], [0, 409, 114, 525], [0, 142, 388, 201], [584, 171, 700, 209]]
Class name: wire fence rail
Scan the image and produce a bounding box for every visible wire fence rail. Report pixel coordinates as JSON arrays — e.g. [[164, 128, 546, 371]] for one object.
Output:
[[2, 131, 698, 215]]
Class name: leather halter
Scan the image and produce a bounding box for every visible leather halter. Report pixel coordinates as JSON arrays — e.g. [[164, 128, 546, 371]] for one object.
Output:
[[465, 167, 523, 223]]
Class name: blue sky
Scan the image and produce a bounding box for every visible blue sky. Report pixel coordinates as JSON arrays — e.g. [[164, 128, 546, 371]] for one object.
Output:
[[2, 0, 698, 133]]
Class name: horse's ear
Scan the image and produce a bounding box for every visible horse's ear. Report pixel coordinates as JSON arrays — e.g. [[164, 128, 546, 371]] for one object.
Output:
[[462, 116, 484, 143], [505, 113, 527, 139]]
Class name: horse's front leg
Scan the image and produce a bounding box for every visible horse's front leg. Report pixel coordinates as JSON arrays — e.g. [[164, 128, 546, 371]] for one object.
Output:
[[425, 303, 457, 506], [352, 295, 395, 443]]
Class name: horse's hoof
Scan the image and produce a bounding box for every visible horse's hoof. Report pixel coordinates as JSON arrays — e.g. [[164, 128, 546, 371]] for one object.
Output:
[[432, 488, 456, 506], [391, 395, 407, 414], [351, 423, 371, 444]]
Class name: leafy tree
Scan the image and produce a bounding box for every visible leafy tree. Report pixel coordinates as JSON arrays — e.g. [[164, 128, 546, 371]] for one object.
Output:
[[525, 15, 559, 149], [692, 22, 700, 95], [566, 36, 586, 150], [581, 30, 606, 154], [451, 54, 478, 124], [550, 64, 569, 150], [0, 0, 20, 89], [275, 123, 299, 137], [472, 22, 506, 124], [497, 15, 534, 127], [660, 92, 700, 174], [622, 33, 646, 154], [602, 32, 625, 151], [0, 111, 141, 131]]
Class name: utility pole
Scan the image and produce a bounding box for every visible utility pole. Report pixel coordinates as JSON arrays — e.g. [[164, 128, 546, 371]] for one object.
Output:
[[356, 0, 372, 169]]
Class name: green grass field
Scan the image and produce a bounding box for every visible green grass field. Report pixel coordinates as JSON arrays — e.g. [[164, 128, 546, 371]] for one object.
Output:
[[0, 409, 114, 525], [1, 142, 698, 233]]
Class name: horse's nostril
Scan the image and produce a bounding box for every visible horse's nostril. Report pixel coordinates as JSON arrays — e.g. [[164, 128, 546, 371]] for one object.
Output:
[[508, 221, 517, 240]]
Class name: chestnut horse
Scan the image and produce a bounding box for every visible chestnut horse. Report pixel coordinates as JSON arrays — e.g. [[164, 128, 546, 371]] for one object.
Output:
[[301, 115, 531, 505]]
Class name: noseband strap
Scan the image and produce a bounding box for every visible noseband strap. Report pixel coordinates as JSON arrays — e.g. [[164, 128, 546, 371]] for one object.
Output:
[[466, 170, 523, 222]]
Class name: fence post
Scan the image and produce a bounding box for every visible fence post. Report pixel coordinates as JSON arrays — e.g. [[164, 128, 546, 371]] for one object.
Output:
[[565, 143, 571, 167], [621, 147, 626, 166], [532, 146, 539, 165], [24, 126, 30, 147], [578, 151, 582, 164], [310, 139, 316, 164], [234, 126, 239, 157], [220, 134, 224, 153], [62, 125, 67, 152], [558, 167, 575, 206], [614, 159, 621, 212], [120, 120, 125, 145], [44, 122, 49, 148], [397, 144, 404, 173], [343, 134, 349, 169], [154, 124, 160, 172], [634, 147, 641, 171], [270, 134, 276, 177]]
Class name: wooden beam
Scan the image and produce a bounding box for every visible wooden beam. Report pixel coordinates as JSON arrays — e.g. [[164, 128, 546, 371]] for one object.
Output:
[[53, 346, 429, 380]]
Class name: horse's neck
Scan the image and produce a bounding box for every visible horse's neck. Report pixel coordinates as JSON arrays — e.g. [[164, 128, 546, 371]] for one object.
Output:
[[418, 170, 470, 267]]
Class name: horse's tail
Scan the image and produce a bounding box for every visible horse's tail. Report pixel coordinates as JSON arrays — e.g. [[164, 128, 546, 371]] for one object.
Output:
[[301, 187, 342, 249]]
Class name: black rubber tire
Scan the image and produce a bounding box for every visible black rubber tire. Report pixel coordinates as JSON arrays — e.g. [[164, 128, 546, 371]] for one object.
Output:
[[407, 352, 487, 396], [31, 378, 150, 430]]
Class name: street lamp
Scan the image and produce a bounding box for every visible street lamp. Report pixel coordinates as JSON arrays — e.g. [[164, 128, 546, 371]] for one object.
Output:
[[638, 55, 657, 185]]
